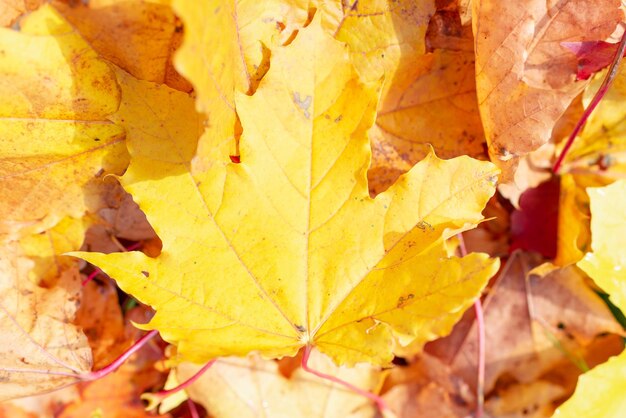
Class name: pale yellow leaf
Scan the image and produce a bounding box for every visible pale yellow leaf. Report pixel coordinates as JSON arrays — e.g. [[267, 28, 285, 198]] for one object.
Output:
[[177, 351, 381, 418]]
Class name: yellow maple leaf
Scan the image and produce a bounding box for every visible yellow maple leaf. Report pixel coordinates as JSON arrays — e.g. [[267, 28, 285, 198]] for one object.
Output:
[[74, 17, 499, 366], [555, 174, 591, 266], [0, 5, 128, 239], [553, 179, 626, 417]]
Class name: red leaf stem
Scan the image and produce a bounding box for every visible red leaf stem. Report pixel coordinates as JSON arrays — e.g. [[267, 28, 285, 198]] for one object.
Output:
[[553, 27, 626, 173], [301, 345, 388, 412]]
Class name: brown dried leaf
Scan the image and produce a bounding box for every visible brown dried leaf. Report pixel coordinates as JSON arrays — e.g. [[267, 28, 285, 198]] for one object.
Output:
[[485, 380, 565, 418], [53, 0, 192, 91], [327, 1, 487, 194], [427, 252, 622, 393], [369, 48, 486, 194], [0, 242, 91, 401], [382, 353, 472, 418], [74, 279, 127, 370], [473, 0, 623, 180]]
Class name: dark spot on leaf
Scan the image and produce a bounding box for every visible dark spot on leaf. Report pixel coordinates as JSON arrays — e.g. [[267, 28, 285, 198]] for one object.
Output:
[[141, 271, 149, 277], [392, 356, 408, 366], [94, 137, 100, 142], [416, 220, 433, 231], [396, 294, 415, 308], [295, 324, 306, 332]]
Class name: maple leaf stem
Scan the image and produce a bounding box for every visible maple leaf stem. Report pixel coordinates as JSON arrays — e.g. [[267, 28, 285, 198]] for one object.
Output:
[[553, 26, 626, 173], [301, 345, 389, 412], [187, 398, 200, 418], [125, 241, 142, 251], [80, 330, 159, 381], [81, 268, 102, 286], [458, 233, 485, 418], [473, 299, 486, 418], [158, 360, 216, 399], [144, 359, 216, 410]]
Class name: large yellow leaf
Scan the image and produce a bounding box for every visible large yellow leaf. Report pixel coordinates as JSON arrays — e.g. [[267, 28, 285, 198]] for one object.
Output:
[[74, 18, 499, 366], [0, 5, 128, 239], [553, 180, 626, 417]]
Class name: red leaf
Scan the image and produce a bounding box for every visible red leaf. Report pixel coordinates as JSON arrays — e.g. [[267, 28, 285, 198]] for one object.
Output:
[[562, 40, 624, 80], [510, 178, 560, 258]]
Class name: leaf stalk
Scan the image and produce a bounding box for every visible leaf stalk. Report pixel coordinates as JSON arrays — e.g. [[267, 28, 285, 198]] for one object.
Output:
[[553, 26, 626, 173], [301, 345, 389, 413]]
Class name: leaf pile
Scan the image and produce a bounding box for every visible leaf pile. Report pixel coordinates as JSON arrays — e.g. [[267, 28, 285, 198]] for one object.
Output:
[[1, 1, 626, 417]]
